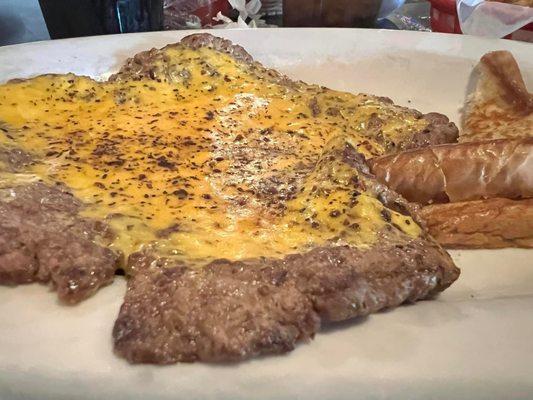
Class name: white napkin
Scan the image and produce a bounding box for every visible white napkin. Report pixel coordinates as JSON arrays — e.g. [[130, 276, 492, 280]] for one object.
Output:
[[457, 0, 533, 38]]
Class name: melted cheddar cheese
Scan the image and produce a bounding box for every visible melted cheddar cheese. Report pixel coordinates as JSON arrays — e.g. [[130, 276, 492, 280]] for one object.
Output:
[[0, 45, 422, 266]]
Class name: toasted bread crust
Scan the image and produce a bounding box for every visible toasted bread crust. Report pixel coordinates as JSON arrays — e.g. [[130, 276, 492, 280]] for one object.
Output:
[[462, 50, 532, 142], [481, 51, 533, 113], [393, 50, 533, 250], [421, 198, 533, 249], [369, 138, 533, 205]]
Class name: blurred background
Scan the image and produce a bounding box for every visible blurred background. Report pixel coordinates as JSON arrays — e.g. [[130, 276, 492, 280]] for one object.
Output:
[[0, 0, 530, 46], [0, 0, 431, 46]]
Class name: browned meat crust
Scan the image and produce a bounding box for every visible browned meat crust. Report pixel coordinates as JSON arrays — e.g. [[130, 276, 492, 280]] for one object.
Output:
[[0, 183, 119, 304], [407, 112, 459, 150], [114, 236, 458, 363]]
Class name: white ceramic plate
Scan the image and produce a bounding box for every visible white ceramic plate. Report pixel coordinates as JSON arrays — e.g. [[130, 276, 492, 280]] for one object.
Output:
[[0, 29, 532, 400]]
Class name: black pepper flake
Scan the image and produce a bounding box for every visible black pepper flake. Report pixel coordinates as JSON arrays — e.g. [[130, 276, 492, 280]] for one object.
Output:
[[329, 210, 341, 218], [173, 189, 188, 199], [156, 156, 175, 170], [381, 209, 392, 222], [106, 159, 125, 166], [156, 223, 181, 237], [392, 223, 403, 231]]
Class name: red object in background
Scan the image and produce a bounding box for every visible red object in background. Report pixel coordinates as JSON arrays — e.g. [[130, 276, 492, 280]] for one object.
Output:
[[429, 0, 533, 41], [193, 0, 230, 25], [429, 0, 462, 33]]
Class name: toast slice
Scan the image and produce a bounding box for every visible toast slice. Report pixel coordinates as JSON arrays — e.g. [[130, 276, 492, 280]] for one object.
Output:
[[387, 50, 533, 250], [421, 198, 533, 249], [369, 138, 533, 205], [461, 50, 532, 142]]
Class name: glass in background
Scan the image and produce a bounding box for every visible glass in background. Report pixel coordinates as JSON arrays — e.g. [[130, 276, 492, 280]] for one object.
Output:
[[283, 0, 383, 27], [38, 0, 163, 39]]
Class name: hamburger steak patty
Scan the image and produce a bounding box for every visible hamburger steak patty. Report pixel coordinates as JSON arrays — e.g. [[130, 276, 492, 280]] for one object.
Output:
[[0, 33, 461, 363], [110, 34, 459, 363], [112, 139, 459, 364], [0, 182, 119, 303], [115, 238, 457, 363]]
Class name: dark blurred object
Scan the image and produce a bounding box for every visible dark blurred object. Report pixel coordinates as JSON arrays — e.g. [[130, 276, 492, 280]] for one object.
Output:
[[163, 0, 229, 29], [387, 1, 431, 31], [283, 0, 383, 27], [261, 0, 282, 16], [39, 0, 163, 39]]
